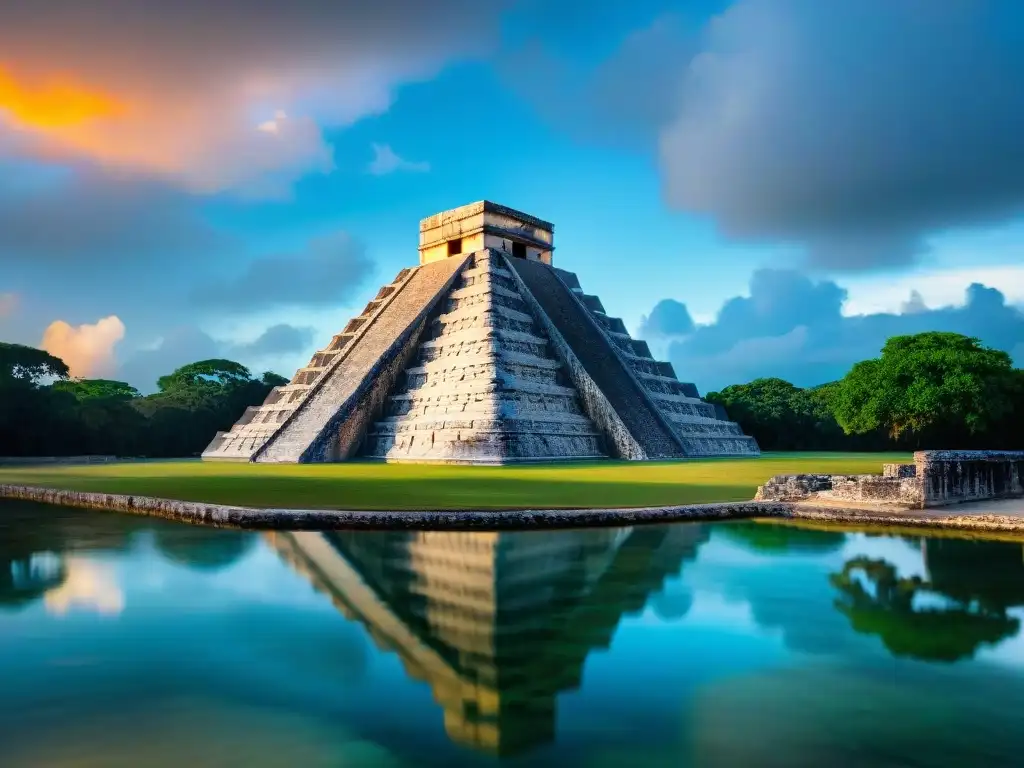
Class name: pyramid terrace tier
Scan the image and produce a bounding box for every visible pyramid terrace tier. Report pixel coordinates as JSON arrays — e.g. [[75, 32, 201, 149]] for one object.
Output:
[[363, 417, 606, 464]]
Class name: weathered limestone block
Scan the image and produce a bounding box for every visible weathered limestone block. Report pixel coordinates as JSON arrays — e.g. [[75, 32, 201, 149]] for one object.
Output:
[[754, 474, 833, 501], [827, 475, 918, 505], [883, 463, 917, 478]]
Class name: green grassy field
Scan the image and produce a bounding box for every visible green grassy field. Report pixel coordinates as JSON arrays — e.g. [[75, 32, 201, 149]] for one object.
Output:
[[0, 452, 911, 510]]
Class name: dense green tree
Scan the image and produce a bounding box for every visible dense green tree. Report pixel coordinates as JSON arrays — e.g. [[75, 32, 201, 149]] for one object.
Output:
[[706, 377, 852, 450], [0, 342, 70, 386], [52, 379, 141, 401], [261, 371, 288, 387], [0, 343, 84, 456], [831, 332, 1017, 448]]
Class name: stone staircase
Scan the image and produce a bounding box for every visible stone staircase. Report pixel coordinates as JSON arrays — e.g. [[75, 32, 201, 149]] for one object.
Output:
[[201, 266, 420, 460], [363, 251, 607, 463], [553, 268, 759, 457]]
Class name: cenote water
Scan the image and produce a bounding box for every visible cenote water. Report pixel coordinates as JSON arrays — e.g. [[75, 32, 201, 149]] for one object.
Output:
[[3, 501, 1024, 767]]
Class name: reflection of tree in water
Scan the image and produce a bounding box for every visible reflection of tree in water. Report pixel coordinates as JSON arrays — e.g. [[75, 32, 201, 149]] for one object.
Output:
[[831, 546, 1022, 662], [924, 539, 1024, 613], [650, 586, 693, 622], [718, 522, 846, 554], [152, 524, 256, 572]]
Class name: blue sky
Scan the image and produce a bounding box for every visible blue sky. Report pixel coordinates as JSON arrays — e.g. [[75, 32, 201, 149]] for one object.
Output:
[[0, 0, 1021, 392]]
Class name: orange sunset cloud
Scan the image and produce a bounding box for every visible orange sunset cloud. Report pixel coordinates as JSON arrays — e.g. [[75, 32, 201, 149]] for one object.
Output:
[[0, 1, 504, 194], [0, 67, 124, 129]]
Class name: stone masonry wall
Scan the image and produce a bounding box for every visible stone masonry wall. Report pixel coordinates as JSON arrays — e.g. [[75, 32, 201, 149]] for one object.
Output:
[[755, 450, 1024, 508], [916, 450, 1024, 507]]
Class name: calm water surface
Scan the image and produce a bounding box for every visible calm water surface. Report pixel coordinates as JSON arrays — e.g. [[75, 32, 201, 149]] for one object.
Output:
[[3, 500, 1024, 767]]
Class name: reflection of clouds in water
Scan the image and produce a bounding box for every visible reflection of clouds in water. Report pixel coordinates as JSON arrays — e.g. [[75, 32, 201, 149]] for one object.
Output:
[[979, 608, 1024, 668], [840, 534, 926, 581], [684, 592, 767, 632], [10, 552, 63, 589], [205, 544, 329, 609], [44, 557, 124, 617]]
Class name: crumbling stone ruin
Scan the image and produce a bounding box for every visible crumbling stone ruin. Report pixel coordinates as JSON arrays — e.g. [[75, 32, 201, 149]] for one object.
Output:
[[756, 451, 1024, 508], [203, 201, 759, 463]]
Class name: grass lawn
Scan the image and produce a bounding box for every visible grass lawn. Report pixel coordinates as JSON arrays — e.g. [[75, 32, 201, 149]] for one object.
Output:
[[0, 452, 911, 510]]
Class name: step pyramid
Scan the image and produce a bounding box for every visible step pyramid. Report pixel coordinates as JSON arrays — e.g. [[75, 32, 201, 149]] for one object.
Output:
[[202, 201, 759, 463]]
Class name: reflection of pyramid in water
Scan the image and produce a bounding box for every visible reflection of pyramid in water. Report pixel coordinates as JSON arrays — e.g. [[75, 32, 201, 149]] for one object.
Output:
[[203, 201, 758, 462], [266, 525, 707, 757]]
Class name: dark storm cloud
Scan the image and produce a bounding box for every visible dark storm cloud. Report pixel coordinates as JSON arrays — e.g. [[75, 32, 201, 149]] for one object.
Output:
[[661, 0, 1024, 270], [0, 1, 511, 86], [0, 167, 227, 266], [511, 0, 1024, 271], [648, 271, 1024, 392], [499, 12, 700, 148], [191, 233, 375, 312]]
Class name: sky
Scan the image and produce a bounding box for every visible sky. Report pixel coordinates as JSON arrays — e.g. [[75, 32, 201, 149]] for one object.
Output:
[[0, 0, 1022, 394]]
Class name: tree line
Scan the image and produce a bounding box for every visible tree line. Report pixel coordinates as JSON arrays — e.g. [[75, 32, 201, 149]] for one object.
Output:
[[0, 330, 1021, 457], [705, 332, 1023, 451], [0, 347, 285, 458]]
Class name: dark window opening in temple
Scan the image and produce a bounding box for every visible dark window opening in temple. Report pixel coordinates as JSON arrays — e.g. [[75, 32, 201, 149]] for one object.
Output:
[[512, 241, 526, 259], [447, 238, 462, 256]]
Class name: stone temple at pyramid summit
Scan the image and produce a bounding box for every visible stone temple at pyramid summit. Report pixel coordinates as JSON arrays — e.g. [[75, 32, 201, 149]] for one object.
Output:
[[202, 201, 759, 464]]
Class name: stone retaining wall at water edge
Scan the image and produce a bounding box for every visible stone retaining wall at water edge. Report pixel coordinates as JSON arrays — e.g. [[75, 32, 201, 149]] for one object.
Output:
[[0, 484, 789, 529], [4, 480, 1024, 533], [756, 450, 1024, 508]]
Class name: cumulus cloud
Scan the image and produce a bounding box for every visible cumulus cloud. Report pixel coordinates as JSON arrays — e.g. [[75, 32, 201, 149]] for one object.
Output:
[[40, 315, 125, 378], [648, 271, 1024, 392], [44, 557, 124, 617], [191, 232, 374, 312], [638, 298, 694, 339], [0, 1, 509, 194], [367, 143, 430, 175]]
